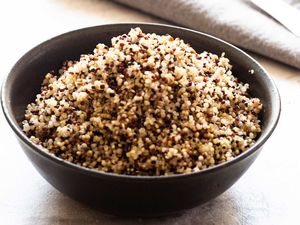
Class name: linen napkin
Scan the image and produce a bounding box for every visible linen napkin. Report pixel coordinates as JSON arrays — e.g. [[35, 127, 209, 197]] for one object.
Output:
[[114, 0, 300, 69]]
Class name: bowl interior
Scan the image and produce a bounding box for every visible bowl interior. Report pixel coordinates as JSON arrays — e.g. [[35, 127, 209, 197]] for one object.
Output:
[[2, 23, 280, 172]]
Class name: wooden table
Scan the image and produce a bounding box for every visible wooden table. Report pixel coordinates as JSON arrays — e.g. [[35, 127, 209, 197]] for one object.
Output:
[[1, 1, 299, 224]]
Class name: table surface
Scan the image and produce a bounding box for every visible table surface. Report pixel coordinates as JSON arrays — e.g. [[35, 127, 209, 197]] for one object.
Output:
[[1, 1, 300, 224]]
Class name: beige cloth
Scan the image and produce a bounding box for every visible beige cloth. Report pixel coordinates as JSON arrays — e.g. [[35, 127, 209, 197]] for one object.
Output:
[[114, 0, 300, 69]]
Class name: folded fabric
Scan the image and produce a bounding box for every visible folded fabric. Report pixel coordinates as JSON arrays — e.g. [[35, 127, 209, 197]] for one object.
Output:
[[114, 0, 300, 69]]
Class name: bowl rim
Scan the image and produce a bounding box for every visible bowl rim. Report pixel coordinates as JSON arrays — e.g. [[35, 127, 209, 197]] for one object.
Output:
[[1, 22, 281, 181]]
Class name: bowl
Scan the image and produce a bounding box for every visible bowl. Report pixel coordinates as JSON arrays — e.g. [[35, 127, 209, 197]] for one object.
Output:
[[1, 23, 280, 216]]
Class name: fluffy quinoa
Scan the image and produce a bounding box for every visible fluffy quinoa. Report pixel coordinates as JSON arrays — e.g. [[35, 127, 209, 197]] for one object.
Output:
[[22, 27, 262, 175]]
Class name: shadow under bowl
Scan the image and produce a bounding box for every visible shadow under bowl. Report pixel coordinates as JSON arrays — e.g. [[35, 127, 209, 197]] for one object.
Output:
[[1, 23, 280, 216]]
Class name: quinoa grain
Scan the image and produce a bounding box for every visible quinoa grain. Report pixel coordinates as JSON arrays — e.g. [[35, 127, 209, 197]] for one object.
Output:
[[22, 28, 262, 175]]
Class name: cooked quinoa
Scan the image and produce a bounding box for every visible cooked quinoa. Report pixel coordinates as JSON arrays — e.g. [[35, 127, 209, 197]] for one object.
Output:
[[22, 27, 262, 175]]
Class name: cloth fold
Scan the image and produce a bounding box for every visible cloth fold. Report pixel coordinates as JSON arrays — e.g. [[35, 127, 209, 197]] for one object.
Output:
[[114, 0, 300, 69]]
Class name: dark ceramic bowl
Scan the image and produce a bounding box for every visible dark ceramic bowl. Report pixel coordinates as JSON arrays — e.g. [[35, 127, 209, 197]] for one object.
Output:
[[1, 23, 280, 216]]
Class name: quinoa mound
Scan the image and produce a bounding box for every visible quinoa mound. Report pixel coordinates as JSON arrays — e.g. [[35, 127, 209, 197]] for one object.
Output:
[[22, 27, 262, 175]]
